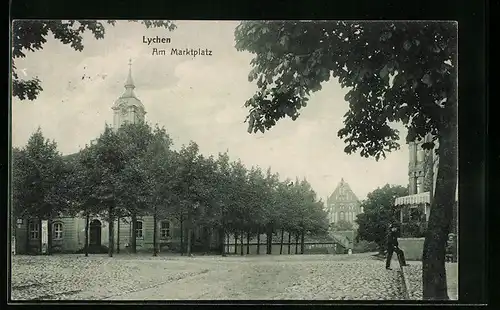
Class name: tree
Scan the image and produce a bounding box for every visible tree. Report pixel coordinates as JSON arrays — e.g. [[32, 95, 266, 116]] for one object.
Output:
[[141, 125, 175, 256], [11, 128, 71, 254], [79, 125, 126, 257], [114, 122, 157, 253], [235, 21, 457, 300], [331, 220, 354, 232], [172, 142, 208, 256], [215, 152, 233, 256], [190, 154, 220, 254], [227, 160, 249, 256], [65, 151, 101, 257], [12, 20, 176, 101], [356, 185, 409, 252]]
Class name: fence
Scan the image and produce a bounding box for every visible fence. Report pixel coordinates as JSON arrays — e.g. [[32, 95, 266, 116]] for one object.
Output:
[[225, 241, 346, 255]]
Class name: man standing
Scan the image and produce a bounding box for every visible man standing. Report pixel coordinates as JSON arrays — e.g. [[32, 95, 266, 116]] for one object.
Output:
[[386, 223, 409, 270]]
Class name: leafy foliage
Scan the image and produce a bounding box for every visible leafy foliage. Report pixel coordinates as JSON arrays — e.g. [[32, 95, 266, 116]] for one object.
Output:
[[13, 125, 330, 256], [12, 20, 176, 101], [12, 128, 71, 220], [330, 220, 354, 232], [355, 184, 408, 250], [235, 21, 457, 159], [235, 21, 458, 299]]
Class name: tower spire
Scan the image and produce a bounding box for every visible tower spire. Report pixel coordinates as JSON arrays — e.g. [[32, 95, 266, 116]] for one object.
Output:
[[125, 58, 135, 90]]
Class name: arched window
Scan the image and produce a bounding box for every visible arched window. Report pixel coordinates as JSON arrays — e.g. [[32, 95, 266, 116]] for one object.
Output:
[[417, 144, 425, 162], [136, 221, 143, 239], [53, 222, 63, 240], [29, 221, 40, 240], [160, 221, 170, 238], [416, 178, 423, 194], [340, 212, 345, 221]]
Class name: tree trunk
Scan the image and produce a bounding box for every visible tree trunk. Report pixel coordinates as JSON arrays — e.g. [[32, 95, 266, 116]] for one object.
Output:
[[84, 214, 89, 257], [300, 228, 305, 254], [422, 123, 458, 300], [240, 231, 244, 256], [295, 233, 299, 254], [288, 232, 292, 254], [246, 231, 250, 255], [108, 205, 114, 257], [180, 214, 184, 256], [186, 212, 192, 257], [153, 208, 158, 256], [204, 226, 211, 254], [280, 229, 284, 254], [38, 219, 42, 255], [234, 233, 238, 254], [221, 220, 226, 256], [25, 218, 30, 254], [131, 213, 137, 254], [116, 217, 120, 254], [266, 224, 273, 254], [256, 229, 261, 255], [47, 218, 52, 255]]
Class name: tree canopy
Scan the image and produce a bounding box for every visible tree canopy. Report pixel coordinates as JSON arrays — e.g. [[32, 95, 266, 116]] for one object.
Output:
[[11, 128, 71, 220], [355, 184, 408, 250], [12, 124, 330, 256], [12, 20, 176, 101], [235, 21, 456, 158], [234, 20, 457, 300], [330, 220, 354, 232]]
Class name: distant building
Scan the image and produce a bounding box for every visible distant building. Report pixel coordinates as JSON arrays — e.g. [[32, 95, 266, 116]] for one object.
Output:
[[394, 133, 458, 261], [325, 178, 362, 229], [14, 61, 219, 255], [395, 133, 458, 230]]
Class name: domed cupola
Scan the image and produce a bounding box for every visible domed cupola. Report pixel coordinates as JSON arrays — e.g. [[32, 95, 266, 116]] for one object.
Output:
[[112, 59, 146, 129]]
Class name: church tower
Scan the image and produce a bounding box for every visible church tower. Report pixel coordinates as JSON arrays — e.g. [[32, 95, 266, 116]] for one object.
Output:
[[112, 59, 146, 130]]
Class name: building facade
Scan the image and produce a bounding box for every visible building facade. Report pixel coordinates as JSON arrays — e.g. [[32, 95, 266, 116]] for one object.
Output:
[[395, 133, 458, 261], [395, 133, 458, 230], [14, 61, 219, 255], [325, 178, 362, 229]]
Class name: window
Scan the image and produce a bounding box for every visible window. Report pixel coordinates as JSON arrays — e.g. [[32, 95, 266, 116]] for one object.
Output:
[[161, 221, 170, 238], [416, 178, 423, 194], [339, 212, 345, 221], [417, 145, 425, 162], [53, 222, 63, 240], [136, 221, 143, 239], [29, 222, 40, 239]]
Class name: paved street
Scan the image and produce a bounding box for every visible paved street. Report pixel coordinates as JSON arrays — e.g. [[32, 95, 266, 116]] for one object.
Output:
[[11, 253, 406, 301], [404, 261, 458, 300]]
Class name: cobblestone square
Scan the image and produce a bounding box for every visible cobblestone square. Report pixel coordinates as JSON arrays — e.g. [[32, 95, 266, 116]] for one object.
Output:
[[11, 253, 407, 301]]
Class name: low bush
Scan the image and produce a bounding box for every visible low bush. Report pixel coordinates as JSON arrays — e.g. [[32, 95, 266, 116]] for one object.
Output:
[[352, 240, 379, 253]]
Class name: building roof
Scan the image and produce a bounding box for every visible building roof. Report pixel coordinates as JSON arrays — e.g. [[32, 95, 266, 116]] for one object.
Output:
[[112, 59, 145, 111], [327, 178, 360, 204]]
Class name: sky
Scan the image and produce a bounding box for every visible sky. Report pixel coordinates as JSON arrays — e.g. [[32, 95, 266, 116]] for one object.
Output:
[[11, 20, 410, 201]]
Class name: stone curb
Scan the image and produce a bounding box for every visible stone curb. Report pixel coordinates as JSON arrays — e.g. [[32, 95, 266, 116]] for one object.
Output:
[[401, 263, 457, 301], [399, 265, 411, 300]]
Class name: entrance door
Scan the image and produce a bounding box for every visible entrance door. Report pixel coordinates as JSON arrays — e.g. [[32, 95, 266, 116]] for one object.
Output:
[[89, 220, 102, 247]]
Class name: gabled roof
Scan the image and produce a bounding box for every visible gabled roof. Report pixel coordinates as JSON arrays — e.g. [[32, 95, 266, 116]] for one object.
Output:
[[327, 178, 360, 204]]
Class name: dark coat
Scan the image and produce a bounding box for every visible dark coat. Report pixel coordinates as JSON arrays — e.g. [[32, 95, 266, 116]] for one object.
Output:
[[386, 229, 399, 248]]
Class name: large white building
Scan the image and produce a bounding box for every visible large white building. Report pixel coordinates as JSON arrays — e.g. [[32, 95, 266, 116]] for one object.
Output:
[[15, 61, 219, 255]]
